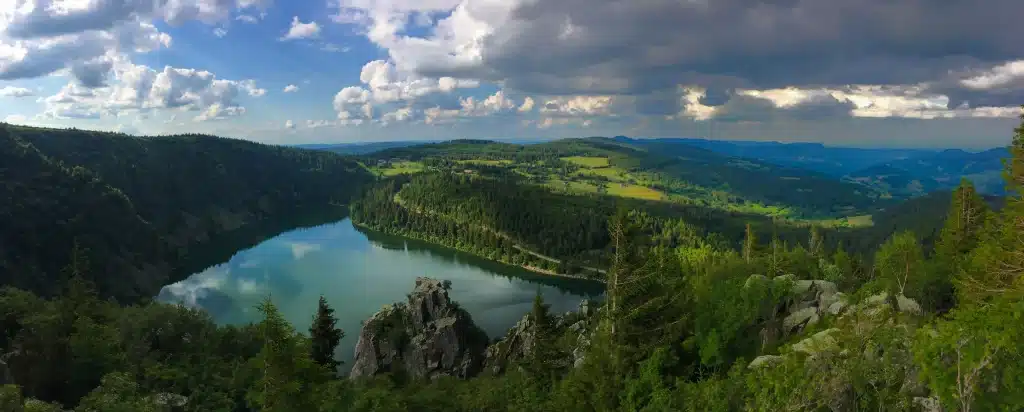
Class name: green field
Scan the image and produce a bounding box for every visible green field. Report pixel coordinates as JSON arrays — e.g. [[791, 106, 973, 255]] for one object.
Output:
[[458, 159, 514, 166], [561, 156, 610, 168], [373, 160, 425, 176], [606, 183, 665, 201]]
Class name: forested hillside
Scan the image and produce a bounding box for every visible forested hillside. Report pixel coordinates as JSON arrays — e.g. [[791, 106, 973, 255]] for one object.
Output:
[[0, 124, 373, 302], [364, 137, 884, 218], [844, 148, 1010, 197], [351, 172, 826, 277]]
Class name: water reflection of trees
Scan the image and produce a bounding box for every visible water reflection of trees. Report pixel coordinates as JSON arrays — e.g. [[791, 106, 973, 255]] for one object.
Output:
[[358, 225, 606, 298]]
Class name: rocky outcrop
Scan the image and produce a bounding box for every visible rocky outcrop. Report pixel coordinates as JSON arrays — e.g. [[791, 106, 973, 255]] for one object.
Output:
[[483, 314, 537, 374], [484, 299, 595, 374], [349, 277, 489, 380]]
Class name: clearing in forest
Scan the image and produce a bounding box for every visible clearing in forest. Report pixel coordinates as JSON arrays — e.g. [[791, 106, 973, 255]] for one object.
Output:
[[561, 156, 610, 168]]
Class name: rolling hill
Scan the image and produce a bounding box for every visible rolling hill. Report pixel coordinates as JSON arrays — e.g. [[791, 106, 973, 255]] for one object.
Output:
[[363, 137, 886, 218], [0, 124, 373, 302], [843, 148, 1010, 197]]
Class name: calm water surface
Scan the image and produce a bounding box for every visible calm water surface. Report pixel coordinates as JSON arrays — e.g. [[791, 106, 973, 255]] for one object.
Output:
[[158, 218, 603, 368]]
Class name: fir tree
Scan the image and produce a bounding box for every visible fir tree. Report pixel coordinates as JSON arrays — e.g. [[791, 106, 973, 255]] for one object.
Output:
[[309, 296, 344, 372]]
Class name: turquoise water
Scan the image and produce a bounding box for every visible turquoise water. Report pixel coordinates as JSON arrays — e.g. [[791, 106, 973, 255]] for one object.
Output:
[[158, 218, 603, 367]]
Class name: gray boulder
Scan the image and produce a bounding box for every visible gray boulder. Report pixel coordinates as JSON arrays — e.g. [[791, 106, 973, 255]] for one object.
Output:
[[349, 277, 489, 380]]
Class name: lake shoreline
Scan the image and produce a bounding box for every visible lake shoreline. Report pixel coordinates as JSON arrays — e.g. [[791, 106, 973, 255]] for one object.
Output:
[[351, 221, 607, 285]]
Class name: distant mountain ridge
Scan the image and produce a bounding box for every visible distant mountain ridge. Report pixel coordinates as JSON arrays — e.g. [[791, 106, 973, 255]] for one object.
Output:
[[614, 136, 1010, 197], [613, 136, 935, 176]]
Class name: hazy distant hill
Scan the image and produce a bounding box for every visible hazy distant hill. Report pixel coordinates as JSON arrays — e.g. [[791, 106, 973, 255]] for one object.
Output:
[[295, 141, 438, 155], [615, 136, 932, 176], [843, 147, 1010, 196]]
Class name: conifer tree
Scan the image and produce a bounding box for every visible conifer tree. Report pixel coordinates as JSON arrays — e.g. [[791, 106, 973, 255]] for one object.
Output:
[[935, 179, 989, 261], [525, 291, 559, 388], [248, 298, 318, 412], [309, 296, 344, 372]]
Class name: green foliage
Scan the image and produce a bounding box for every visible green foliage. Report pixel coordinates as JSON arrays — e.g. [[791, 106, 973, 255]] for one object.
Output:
[[873, 231, 925, 297], [915, 296, 1024, 411]]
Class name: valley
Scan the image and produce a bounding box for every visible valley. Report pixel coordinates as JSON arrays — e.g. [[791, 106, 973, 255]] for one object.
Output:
[[0, 121, 1020, 411]]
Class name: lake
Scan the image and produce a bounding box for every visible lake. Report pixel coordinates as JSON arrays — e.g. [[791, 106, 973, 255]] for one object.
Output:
[[158, 217, 604, 369]]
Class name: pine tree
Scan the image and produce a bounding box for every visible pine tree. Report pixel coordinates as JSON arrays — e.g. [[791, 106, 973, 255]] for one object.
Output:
[[309, 296, 344, 373]]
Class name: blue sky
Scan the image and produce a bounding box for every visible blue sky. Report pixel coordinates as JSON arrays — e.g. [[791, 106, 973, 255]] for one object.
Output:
[[0, 0, 1021, 148]]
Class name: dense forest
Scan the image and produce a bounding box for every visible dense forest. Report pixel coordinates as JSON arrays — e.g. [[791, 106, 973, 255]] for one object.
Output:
[[0, 113, 1021, 411], [0, 124, 373, 302], [350, 172, 840, 277]]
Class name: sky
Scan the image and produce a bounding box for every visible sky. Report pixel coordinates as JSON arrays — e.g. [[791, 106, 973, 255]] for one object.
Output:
[[0, 0, 1021, 148]]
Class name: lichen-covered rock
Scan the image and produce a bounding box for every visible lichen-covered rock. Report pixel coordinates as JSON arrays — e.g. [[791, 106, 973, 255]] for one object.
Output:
[[748, 355, 783, 369], [783, 307, 820, 334], [349, 277, 489, 380], [791, 328, 839, 356], [896, 295, 922, 314], [913, 396, 943, 412]]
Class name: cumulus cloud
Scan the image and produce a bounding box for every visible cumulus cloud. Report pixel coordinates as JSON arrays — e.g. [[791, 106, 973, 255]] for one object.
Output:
[[280, 17, 320, 41], [3, 114, 27, 123], [285, 119, 295, 129], [37, 61, 265, 121], [0, 86, 33, 97], [213, 28, 228, 37], [283, 84, 299, 93]]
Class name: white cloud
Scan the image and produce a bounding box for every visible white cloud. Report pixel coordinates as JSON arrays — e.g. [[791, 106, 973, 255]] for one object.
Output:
[[540, 95, 614, 117], [285, 119, 295, 129], [0, 86, 34, 97], [518, 96, 534, 112], [236, 14, 260, 24], [306, 119, 334, 128], [461, 90, 516, 116], [3, 114, 27, 123], [960, 60, 1024, 90], [281, 16, 321, 41], [213, 28, 228, 37], [283, 84, 299, 93]]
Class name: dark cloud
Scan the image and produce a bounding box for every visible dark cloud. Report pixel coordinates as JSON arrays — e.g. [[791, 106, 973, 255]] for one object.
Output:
[[431, 0, 1024, 100], [711, 94, 855, 122], [71, 60, 114, 88]]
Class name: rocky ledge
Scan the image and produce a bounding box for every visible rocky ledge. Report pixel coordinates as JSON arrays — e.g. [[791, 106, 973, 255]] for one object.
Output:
[[349, 277, 490, 380]]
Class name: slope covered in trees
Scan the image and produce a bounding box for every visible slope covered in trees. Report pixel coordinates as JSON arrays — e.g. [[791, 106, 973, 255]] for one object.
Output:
[[364, 137, 885, 218], [0, 124, 373, 302], [350, 172, 825, 277]]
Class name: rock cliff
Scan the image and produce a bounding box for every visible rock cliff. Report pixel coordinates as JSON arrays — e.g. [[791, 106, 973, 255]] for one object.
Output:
[[349, 277, 490, 380]]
